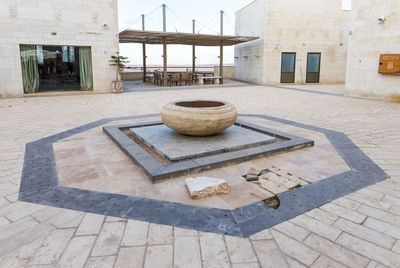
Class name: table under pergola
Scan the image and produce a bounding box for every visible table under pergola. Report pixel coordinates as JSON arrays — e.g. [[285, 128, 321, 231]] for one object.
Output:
[[119, 30, 259, 86]]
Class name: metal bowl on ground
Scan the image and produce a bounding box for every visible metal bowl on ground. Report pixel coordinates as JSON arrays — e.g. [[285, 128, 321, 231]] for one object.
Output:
[[160, 100, 238, 136]]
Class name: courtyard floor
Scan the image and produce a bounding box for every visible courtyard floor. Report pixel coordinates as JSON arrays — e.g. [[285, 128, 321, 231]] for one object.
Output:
[[0, 81, 400, 267]]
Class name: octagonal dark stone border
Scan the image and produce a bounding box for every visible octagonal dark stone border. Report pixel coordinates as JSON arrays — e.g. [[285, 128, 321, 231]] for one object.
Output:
[[18, 114, 389, 237]]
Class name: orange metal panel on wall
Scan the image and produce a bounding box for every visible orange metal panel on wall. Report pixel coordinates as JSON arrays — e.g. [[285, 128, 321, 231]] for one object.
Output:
[[379, 54, 400, 74]]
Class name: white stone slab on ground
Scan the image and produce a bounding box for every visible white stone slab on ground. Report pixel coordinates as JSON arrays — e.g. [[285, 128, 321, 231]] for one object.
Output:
[[185, 177, 230, 199]]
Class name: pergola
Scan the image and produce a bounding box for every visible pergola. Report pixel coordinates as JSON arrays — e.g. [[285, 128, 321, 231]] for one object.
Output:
[[119, 29, 259, 86]]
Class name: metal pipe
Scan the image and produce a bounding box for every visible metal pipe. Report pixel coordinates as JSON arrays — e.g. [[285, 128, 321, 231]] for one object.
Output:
[[162, 4, 166, 32]]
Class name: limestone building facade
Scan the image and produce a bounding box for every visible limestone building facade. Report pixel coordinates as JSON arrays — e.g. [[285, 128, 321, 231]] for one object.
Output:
[[0, 0, 119, 98], [345, 0, 400, 101], [234, 0, 351, 85]]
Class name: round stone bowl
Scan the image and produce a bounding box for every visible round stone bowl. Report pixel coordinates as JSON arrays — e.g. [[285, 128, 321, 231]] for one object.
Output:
[[160, 100, 238, 136]]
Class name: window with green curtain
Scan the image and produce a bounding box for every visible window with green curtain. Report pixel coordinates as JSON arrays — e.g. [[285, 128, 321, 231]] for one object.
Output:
[[79, 47, 93, 91], [20, 45, 39, 93]]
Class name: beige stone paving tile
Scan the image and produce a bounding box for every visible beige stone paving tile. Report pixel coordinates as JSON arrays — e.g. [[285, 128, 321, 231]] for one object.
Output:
[[0, 202, 46, 222], [271, 229, 320, 266], [85, 255, 116, 268], [251, 239, 289, 268], [56, 236, 96, 268], [0, 182, 19, 196], [388, 204, 400, 216], [147, 223, 173, 245], [367, 184, 400, 199], [358, 204, 400, 226], [105, 216, 127, 222], [383, 194, 400, 206], [225, 236, 258, 264], [30, 207, 66, 223], [290, 214, 342, 241], [310, 255, 347, 268], [144, 245, 173, 268], [174, 235, 202, 268], [366, 260, 390, 268], [31, 228, 75, 265], [91, 221, 125, 257], [320, 203, 366, 224], [0, 197, 9, 208], [249, 228, 273, 240], [284, 256, 307, 268], [45, 209, 84, 228], [363, 217, 400, 239], [0, 216, 10, 227], [0, 217, 55, 257], [332, 197, 361, 210], [272, 221, 310, 242], [232, 262, 260, 268], [75, 213, 105, 236], [357, 188, 385, 200], [115, 246, 145, 268], [174, 226, 198, 237], [336, 232, 400, 268], [347, 192, 392, 211], [0, 235, 47, 268], [334, 218, 396, 249], [120, 219, 149, 246], [303, 233, 370, 267], [305, 208, 338, 225], [199, 232, 230, 268], [392, 240, 400, 254], [5, 192, 18, 203]]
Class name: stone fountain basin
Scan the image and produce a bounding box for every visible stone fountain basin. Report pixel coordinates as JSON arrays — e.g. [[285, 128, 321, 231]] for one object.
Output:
[[160, 100, 238, 136]]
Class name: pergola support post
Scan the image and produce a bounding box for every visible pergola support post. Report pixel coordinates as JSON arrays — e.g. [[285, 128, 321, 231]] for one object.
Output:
[[220, 41, 224, 84], [163, 37, 167, 87], [142, 14, 146, 82], [192, 19, 196, 80]]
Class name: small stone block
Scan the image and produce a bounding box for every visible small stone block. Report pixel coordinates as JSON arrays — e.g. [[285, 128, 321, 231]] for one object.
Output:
[[245, 175, 259, 182], [186, 177, 230, 199], [247, 167, 263, 176]]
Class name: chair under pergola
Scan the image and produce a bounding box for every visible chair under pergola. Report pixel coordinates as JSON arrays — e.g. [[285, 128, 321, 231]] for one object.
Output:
[[119, 29, 259, 86]]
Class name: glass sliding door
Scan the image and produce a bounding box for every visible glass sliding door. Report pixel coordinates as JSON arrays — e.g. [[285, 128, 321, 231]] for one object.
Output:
[[306, 53, 321, 83], [20, 45, 93, 93], [281, 52, 296, 83]]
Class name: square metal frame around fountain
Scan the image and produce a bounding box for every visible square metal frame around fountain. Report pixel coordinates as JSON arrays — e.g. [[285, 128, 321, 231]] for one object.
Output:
[[103, 119, 314, 183]]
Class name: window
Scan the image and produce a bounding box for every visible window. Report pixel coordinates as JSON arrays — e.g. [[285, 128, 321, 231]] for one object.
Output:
[[281, 53, 296, 83], [20, 45, 93, 93], [306, 53, 321, 83], [342, 0, 352, 10]]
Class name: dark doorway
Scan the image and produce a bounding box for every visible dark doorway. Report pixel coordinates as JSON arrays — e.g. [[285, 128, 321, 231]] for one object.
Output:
[[306, 53, 321, 83], [37, 45, 80, 92], [281, 52, 296, 83]]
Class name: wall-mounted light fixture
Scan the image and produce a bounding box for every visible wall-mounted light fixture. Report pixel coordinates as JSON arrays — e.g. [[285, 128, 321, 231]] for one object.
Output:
[[51, 31, 57, 36], [378, 16, 386, 24], [234, 56, 239, 59], [243, 56, 248, 59], [254, 55, 260, 58]]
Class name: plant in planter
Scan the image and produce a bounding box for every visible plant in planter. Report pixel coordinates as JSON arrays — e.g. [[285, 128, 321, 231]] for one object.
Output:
[[109, 52, 129, 93]]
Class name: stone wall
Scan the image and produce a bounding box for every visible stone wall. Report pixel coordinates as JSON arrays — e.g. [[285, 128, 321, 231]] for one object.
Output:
[[0, 0, 119, 98], [345, 1, 400, 102], [214, 66, 236, 79], [235, 0, 350, 85]]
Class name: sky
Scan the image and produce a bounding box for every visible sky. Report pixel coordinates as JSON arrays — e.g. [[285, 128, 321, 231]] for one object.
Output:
[[118, 0, 255, 67]]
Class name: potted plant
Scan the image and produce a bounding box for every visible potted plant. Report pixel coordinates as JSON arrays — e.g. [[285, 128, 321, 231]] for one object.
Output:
[[109, 52, 129, 93]]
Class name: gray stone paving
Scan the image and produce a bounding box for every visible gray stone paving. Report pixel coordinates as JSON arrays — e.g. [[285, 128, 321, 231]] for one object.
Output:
[[0, 82, 400, 267]]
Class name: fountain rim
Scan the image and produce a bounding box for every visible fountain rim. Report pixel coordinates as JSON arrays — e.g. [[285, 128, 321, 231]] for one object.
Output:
[[168, 100, 232, 110]]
